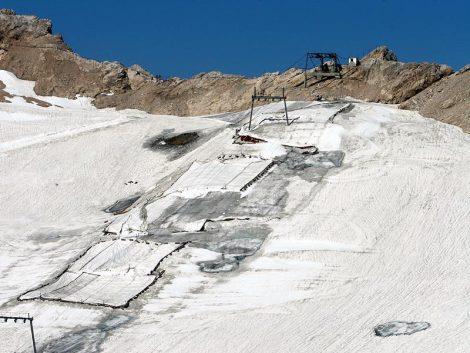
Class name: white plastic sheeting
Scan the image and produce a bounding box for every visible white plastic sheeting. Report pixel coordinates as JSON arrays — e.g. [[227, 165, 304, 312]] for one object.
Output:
[[21, 240, 181, 307]]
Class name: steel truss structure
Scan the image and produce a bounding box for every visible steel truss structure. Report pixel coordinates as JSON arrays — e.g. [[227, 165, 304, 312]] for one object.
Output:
[[0, 313, 37, 353], [304, 52, 342, 87], [248, 87, 289, 130]]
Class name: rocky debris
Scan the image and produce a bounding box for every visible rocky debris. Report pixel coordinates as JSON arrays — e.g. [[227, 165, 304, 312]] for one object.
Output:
[[23, 96, 52, 107], [399, 68, 470, 132], [0, 9, 466, 132], [374, 321, 430, 337]]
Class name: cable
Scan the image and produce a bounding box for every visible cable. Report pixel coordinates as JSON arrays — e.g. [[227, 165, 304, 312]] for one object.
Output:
[[280, 53, 307, 72]]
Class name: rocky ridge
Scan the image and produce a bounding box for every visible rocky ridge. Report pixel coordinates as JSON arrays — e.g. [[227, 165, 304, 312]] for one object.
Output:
[[0, 9, 468, 131], [399, 66, 470, 132]]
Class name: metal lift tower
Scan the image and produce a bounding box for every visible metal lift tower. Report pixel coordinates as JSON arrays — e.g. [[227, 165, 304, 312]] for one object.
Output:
[[248, 87, 289, 130], [0, 313, 37, 353], [304, 52, 342, 87]]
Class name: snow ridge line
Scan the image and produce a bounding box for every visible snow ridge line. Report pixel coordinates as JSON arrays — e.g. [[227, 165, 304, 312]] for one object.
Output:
[[0, 116, 138, 153]]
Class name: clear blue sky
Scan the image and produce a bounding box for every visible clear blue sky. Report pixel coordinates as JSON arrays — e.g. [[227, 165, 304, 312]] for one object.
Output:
[[3, 0, 469, 78]]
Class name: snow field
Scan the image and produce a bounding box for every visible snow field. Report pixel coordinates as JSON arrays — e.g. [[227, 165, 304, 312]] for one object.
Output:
[[0, 70, 469, 353]]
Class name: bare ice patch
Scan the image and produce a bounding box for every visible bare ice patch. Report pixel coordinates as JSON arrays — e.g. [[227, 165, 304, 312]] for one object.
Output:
[[143, 130, 204, 160], [374, 321, 431, 337], [144, 131, 199, 149], [104, 194, 141, 215], [41, 314, 134, 353]]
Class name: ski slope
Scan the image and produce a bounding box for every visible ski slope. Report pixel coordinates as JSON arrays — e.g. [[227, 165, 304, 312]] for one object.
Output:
[[0, 70, 469, 353]]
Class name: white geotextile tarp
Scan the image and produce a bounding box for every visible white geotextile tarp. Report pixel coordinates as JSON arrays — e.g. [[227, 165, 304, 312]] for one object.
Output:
[[165, 158, 273, 197], [240, 103, 350, 148], [21, 240, 180, 307]]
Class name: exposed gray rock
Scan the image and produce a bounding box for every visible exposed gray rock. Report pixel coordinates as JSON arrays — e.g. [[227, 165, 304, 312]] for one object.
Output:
[[198, 256, 239, 273], [206, 237, 264, 256], [374, 321, 430, 337], [104, 195, 141, 215]]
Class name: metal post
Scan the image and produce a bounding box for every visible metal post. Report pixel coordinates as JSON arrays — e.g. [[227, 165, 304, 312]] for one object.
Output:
[[304, 53, 309, 88], [29, 318, 37, 353], [248, 95, 255, 130], [283, 88, 289, 126]]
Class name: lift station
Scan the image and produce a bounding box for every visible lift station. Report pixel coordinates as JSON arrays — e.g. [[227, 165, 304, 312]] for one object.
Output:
[[304, 52, 342, 87]]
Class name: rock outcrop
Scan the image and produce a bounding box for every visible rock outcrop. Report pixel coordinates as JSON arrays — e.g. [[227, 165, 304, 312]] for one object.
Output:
[[0, 9, 131, 97], [310, 51, 453, 104], [94, 54, 454, 117], [0, 9, 467, 132], [400, 67, 470, 132], [362, 45, 398, 61]]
